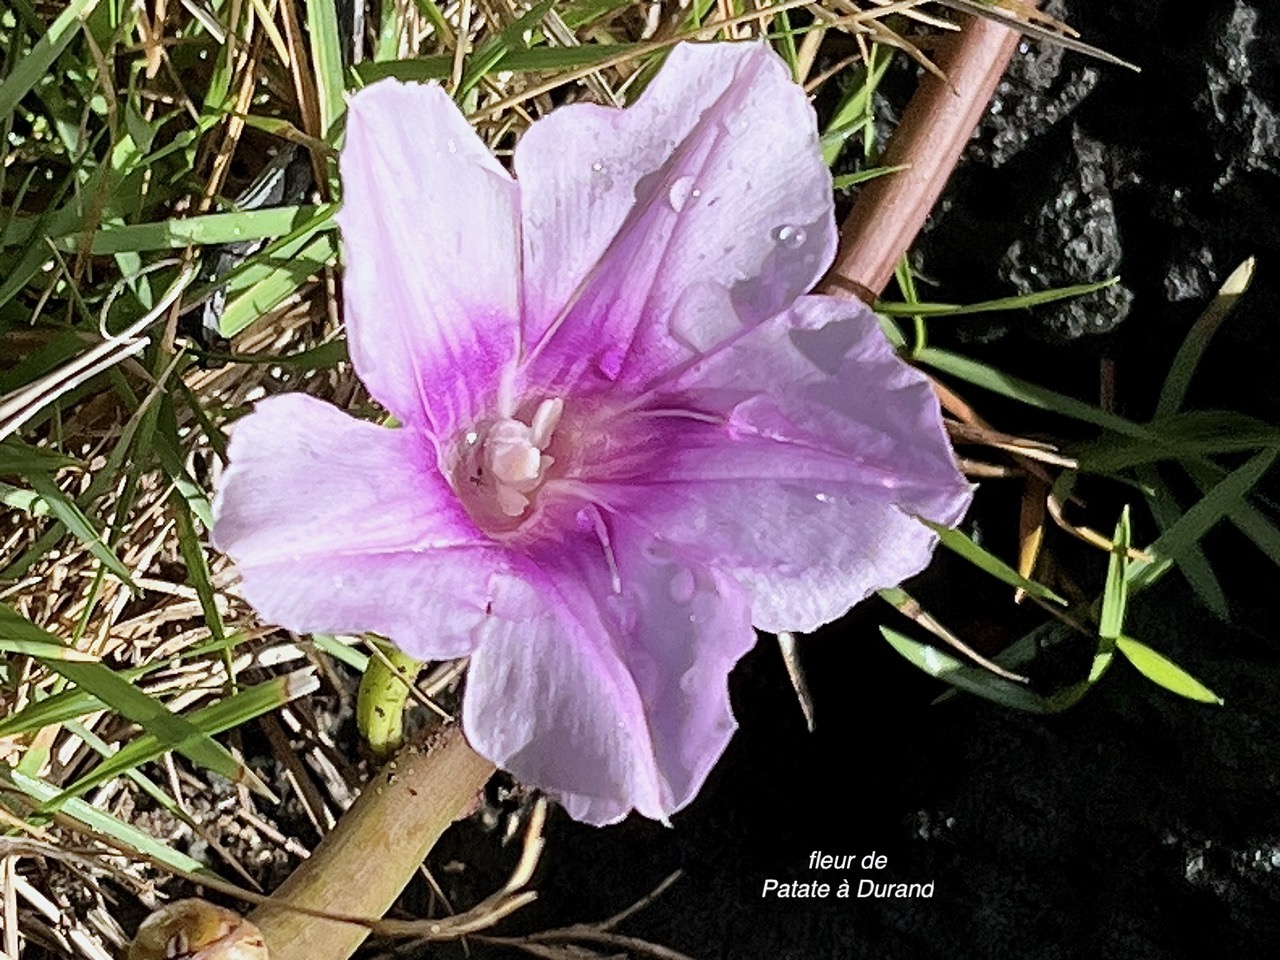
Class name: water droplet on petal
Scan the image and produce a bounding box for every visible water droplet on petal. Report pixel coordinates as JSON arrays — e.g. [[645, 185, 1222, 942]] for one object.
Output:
[[590, 161, 613, 191], [668, 568, 696, 605], [446, 138, 458, 155], [773, 225, 807, 248], [814, 492, 833, 504], [668, 175, 696, 212]]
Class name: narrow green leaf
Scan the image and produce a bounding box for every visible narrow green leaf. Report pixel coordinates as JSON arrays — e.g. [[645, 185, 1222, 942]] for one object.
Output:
[[459, 0, 557, 99], [0, 438, 77, 475], [217, 229, 339, 336], [375, 0, 405, 61], [774, 7, 800, 75], [876, 279, 1118, 318], [895, 254, 927, 357], [311, 633, 370, 671], [59, 205, 332, 255], [0, 607, 275, 803], [172, 492, 226, 646], [1156, 257, 1255, 418], [196, 338, 349, 369], [0, 481, 48, 516], [923, 520, 1066, 605], [63, 717, 191, 819], [54, 670, 319, 802], [0, 633, 251, 738], [353, 54, 453, 85], [916, 347, 1152, 439], [832, 164, 910, 190], [0, 638, 96, 660], [880, 627, 1052, 713], [0, 0, 101, 122], [1130, 448, 1280, 592], [306, 0, 347, 140], [1099, 508, 1131, 640], [821, 44, 893, 166], [1186, 460, 1280, 569], [1075, 410, 1280, 474], [0, 766, 211, 875], [1115, 636, 1223, 705], [353, 42, 649, 87], [1137, 464, 1230, 620], [25, 473, 136, 587]]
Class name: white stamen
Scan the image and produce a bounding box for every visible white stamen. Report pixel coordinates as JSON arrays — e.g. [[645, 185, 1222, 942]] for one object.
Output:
[[529, 397, 564, 449], [483, 397, 564, 517]]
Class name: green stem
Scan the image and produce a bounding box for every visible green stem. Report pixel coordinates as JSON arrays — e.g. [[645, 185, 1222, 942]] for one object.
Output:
[[355, 638, 423, 758], [248, 726, 494, 960]]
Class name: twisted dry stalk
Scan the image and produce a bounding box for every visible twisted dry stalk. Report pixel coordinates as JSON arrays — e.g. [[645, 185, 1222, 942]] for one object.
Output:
[[176, 11, 1027, 960]]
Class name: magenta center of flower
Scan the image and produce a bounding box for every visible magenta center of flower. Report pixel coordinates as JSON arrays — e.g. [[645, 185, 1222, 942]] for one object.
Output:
[[451, 397, 565, 534]]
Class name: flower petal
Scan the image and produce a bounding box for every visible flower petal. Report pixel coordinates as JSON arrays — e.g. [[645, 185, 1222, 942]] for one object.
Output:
[[515, 42, 835, 391], [591, 295, 974, 633], [212, 394, 510, 658], [463, 516, 755, 824], [338, 79, 521, 435]]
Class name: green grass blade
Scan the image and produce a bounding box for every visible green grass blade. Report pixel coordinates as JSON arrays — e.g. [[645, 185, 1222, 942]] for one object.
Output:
[[0, 766, 212, 875], [196, 339, 349, 369], [0, 481, 47, 515], [1115, 636, 1223, 705], [59, 204, 332, 255], [1156, 257, 1255, 418], [923, 520, 1067, 605], [0, 437, 77, 475], [53, 669, 319, 803], [0, 633, 251, 738], [832, 164, 910, 190], [0, 685, 111, 738], [916, 347, 1152, 438], [458, 0, 556, 99], [306, 0, 346, 141], [1137, 464, 1230, 620], [1099, 508, 1131, 640], [1129, 448, 1280, 592], [312, 633, 370, 671], [880, 626, 1052, 713], [0, 0, 100, 122], [0, 637, 96, 660], [821, 43, 893, 166], [0, 607, 275, 802], [876, 279, 1118, 318], [1183, 460, 1280, 568], [64, 717, 192, 818], [1075, 410, 1280, 474], [353, 55, 453, 85], [354, 43, 650, 87], [25, 473, 136, 586], [216, 229, 339, 336]]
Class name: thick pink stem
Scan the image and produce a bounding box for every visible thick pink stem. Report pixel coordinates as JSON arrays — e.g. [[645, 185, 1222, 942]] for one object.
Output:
[[821, 13, 1025, 302]]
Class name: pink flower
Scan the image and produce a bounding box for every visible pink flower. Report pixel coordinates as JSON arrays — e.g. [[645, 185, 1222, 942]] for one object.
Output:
[[212, 42, 972, 825]]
